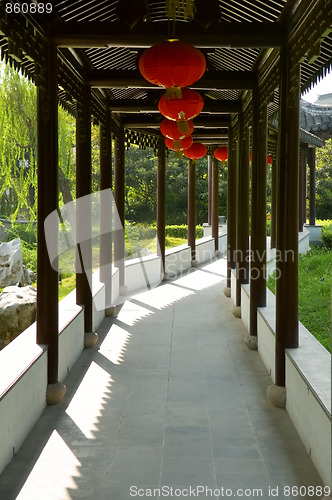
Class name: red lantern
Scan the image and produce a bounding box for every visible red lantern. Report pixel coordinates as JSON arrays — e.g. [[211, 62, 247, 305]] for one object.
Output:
[[183, 142, 207, 160], [160, 118, 193, 140], [139, 40, 206, 91], [267, 154, 273, 164], [158, 88, 204, 122], [214, 146, 228, 161], [165, 136, 193, 151]]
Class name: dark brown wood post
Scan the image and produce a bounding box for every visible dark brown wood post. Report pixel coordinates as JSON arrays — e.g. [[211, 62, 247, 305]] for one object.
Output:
[[308, 147, 316, 226], [275, 43, 300, 389], [249, 91, 267, 339], [76, 85, 93, 337], [114, 126, 125, 288], [157, 138, 166, 273], [226, 126, 236, 290], [36, 40, 62, 395], [211, 157, 219, 251], [208, 155, 212, 226], [100, 113, 114, 311], [270, 156, 277, 249], [235, 114, 250, 308], [188, 159, 196, 261]]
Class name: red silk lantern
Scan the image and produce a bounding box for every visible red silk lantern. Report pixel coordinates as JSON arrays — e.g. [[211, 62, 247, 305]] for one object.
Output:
[[139, 40, 206, 92], [165, 136, 193, 151], [158, 88, 204, 122], [183, 142, 207, 160], [267, 154, 273, 164], [214, 146, 228, 161], [160, 118, 193, 140]]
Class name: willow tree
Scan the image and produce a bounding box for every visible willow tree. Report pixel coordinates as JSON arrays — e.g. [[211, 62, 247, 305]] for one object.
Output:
[[0, 60, 77, 221], [0, 62, 37, 219]]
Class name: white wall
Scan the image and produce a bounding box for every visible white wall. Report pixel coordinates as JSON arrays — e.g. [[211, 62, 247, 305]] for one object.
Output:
[[165, 244, 192, 278], [124, 254, 163, 293]]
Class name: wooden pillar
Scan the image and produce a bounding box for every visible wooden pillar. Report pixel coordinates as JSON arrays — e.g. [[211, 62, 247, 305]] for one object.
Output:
[[100, 114, 113, 309], [235, 114, 250, 307], [270, 156, 277, 249], [250, 91, 267, 338], [76, 85, 93, 334], [157, 139, 166, 272], [308, 147, 316, 226], [36, 41, 60, 388], [188, 159, 196, 261], [211, 157, 219, 251], [227, 127, 236, 289], [208, 155, 212, 225], [114, 126, 125, 287], [275, 44, 300, 388]]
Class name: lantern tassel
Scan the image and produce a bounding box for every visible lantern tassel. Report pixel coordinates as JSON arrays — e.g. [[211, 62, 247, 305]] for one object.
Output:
[[166, 86, 183, 99], [177, 120, 190, 134], [173, 139, 181, 150]]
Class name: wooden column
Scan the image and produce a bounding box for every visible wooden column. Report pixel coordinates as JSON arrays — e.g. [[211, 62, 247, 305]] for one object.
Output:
[[188, 159, 196, 261], [76, 85, 93, 334], [227, 127, 236, 289], [157, 139, 166, 273], [36, 41, 60, 388], [270, 156, 277, 249], [250, 91, 267, 338], [100, 114, 113, 309], [208, 155, 212, 225], [114, 126, 125, 287], [235, 114, 250, 307], [308, 147, 316, 226], [211, 157, 219, 251], [275, 44, 300, 388]]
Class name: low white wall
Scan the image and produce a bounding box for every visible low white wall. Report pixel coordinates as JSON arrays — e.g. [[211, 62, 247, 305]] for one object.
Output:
[[124, 254, 162, 293], [92, 270, 106, 330], [231, 268, 237, 304], [286, 330, 331, 489], [195, 237, 215, 263], [0, 325, 47, 474], [241, 284, 250, 332], [218, 233, 227, 254], [58, 290, 85, 382], [202, 223, 227, 238], [304, 224, 322, 243], [165, 244, 192, 278]]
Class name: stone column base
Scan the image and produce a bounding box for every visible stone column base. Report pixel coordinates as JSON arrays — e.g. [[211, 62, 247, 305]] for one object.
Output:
[[244, 335, 258, 350], [267, 384, 286, 408], [232, 306, 241, 318], [162, 272, 168, 281], [215, 250, 222, 257], [84, 331, 98, 348], [106, 305, 117, 317], [46, 382, 66, 405], [224, 287, 231, 297], [191, 259, 199, 268]]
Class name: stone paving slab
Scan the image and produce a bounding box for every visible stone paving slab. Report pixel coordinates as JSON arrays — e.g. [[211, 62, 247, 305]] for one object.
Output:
[[0, 258, 324, 500]]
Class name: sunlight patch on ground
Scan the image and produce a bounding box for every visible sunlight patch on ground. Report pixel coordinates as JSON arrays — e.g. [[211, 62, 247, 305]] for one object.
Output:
[[116, 300, 153, 326], [173, 269, 223, 290], [66, 361, 113, 439], [99, 324, 131, 365], [134, 283, 195, 310], [201, 258, 228, 277], [17, 430, 81, 500]]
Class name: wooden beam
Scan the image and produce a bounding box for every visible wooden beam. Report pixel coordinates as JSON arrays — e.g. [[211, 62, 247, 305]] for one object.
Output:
[[110, 99, 242, 114], [52, 21, 286, 48], [88, 70, 256, 90], [123, 116, 230, 128]]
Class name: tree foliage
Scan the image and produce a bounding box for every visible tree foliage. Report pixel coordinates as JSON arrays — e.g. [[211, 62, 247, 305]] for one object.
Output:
[[315, 138, 332, 219]]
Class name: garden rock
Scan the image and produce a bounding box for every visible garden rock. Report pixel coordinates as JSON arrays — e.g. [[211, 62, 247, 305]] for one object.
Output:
[[0, 238, 23, 287], [0, 285, 37, 349]]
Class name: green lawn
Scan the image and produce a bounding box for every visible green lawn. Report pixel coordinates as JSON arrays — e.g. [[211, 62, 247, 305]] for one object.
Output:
[[267, 245, 332, 352]]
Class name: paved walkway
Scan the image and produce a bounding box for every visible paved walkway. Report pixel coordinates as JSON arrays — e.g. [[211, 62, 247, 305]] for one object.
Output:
[[0, 258, 323, 500]]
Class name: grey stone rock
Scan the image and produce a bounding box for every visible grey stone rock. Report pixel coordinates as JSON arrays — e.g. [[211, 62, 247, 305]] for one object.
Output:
[[0, 238, 23, 287], [0, 285, 37, 349]]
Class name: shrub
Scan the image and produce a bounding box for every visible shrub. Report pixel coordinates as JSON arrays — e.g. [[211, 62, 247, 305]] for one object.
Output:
[[316, 219, 332, 249], [165, 225, 204, 239]]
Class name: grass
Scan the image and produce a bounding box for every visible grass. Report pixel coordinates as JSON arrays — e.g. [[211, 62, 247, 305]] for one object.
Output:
[[267, 245, 332, 352]]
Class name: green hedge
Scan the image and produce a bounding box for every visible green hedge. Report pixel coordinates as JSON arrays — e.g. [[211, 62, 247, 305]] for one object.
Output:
[[317, 219, 332, 249], [125, 223, 204, 240], [165, 225, 203, 239]]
